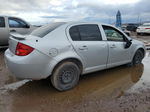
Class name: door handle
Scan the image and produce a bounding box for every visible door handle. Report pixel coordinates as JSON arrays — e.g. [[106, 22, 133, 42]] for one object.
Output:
[[110, 44, 116, 48], [79, 46, 88, 50], [10, 30, 16, 32]]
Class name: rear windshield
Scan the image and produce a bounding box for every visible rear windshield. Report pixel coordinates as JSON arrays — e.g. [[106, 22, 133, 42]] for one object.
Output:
[[31, 22, 66, 37]]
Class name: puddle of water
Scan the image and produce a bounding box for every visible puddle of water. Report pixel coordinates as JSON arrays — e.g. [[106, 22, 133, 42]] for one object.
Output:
[[6, 62, 144, 112], [128, 51, 150, 93]]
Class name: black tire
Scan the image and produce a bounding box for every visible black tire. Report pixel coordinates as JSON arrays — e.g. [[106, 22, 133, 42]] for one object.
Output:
[[137, 33, 141, 35], [133, 50, 144, 65], [127, 50, 144, 67], [51, 62, 80, 91]]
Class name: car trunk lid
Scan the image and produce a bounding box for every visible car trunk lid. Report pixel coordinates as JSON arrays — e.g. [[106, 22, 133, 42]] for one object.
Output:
[[10, 32, 27, 40]]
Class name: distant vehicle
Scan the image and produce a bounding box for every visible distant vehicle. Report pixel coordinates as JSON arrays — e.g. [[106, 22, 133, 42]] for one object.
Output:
[[121, 25, 131, 36], [126, 24, 139, 32], [124, 30, 131, 36], [0, 16, 38, 46], [5, 22, 146, 91], [136, 23, 150, 35], [121, 25, 127, 31]]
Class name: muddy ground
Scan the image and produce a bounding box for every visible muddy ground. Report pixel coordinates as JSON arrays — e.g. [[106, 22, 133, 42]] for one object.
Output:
[[0, 35, 150, 112]]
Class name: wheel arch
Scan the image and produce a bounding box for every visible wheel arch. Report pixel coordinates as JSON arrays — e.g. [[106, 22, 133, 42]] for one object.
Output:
[[133, 47, 146, 59], [138, 48, 145, 56], [52, 57, 84, 75]]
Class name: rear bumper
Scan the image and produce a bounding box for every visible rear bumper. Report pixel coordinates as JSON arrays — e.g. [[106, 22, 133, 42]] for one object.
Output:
[[5, 49, 56, 80]]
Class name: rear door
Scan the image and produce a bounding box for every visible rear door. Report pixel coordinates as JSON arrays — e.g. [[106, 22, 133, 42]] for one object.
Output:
[[102, 25, 132, 68], [67, 23, 108, 73], [8, 17, 31, 35], [0, 17, 9, 45]]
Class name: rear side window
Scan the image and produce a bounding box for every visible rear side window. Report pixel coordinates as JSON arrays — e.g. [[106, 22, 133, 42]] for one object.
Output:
[[69, 26, 80, 41], [31, 22, 66, 38], [0, 17, 5, 27], [69, 24, 102, 41]]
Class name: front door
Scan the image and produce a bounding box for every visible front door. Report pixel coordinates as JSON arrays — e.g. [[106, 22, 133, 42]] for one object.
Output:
[[8, 17, 30, 35], [102, 25, 132, 68]]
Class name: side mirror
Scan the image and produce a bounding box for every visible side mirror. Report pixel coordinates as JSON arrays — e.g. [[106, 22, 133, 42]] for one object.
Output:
[[25, 24, 30, 28], [125, 39, 132, 49]]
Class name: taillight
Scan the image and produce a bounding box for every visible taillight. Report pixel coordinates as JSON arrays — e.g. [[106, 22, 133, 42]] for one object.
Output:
[[15, 42, 34, 56], [145, 28, 150, 29]]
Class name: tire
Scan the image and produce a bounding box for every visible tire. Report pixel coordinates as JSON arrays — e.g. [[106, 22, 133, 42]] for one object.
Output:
[[141, 33, 144, 36], [51, 62, 80, 91], [127, 50, 144, 67], [133, 50, 144, 65], [137, 33, 141, 35]]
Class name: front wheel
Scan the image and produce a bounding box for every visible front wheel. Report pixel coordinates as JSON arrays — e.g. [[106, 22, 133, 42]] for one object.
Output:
[[127, 50, 144, 66], [133, 50, 144, 65], [51, 62, 80, 91]]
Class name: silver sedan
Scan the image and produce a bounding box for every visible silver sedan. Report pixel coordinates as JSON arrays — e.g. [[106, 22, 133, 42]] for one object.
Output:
[[5, 22, 146, 91]]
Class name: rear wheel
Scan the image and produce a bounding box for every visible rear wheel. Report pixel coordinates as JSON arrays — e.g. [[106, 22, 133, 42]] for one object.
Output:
[[51, 62, 80, 91]]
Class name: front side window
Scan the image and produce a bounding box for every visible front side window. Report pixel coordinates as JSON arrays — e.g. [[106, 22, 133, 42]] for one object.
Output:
[[102, 25, 125, 41], [9, 18, 28, 28], [69, 24, 102, 41], [0, 17, 5, 27]]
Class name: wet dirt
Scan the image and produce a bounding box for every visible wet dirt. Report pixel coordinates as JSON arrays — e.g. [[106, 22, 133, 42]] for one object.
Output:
[[0, 48, 17, 87], [0, 49, 150, 112]]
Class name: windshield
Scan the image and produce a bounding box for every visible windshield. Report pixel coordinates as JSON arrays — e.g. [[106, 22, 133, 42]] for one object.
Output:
[[31, 22, 66, 38]]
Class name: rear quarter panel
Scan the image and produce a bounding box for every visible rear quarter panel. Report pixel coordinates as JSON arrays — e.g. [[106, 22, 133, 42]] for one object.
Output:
[[21, 24, 85, 75]]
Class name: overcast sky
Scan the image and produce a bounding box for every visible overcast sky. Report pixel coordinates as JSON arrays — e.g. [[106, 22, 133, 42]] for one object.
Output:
[[0, 0, 150, 25]]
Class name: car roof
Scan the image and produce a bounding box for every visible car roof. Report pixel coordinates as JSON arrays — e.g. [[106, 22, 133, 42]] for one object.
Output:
[[65, 21, 114, 27], [143, 23, 150, 25]]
